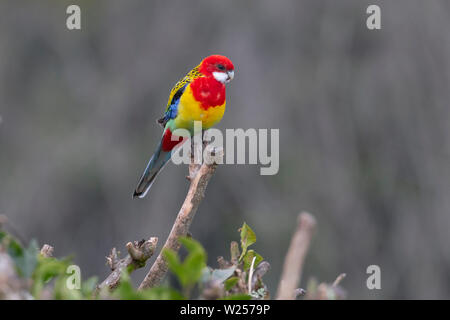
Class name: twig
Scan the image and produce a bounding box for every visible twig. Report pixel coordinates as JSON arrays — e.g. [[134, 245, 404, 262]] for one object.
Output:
[[40, 244, 54, 258], [97, 237, 158, 292], [276, 212, 317, 300], [230, 241, 240, 265], [138, 144, 222, 290], [251, 261, 270, 289], [217, 256, 233, 269], [332, 273, 346, 287], [294, 288, 306, 298], [311, 280, 347, 300]]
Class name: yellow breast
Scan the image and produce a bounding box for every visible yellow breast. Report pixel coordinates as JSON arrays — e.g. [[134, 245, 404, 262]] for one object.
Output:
[[175, 85, 226, 131]]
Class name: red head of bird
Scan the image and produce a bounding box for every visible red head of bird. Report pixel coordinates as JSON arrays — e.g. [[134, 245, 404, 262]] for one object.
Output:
[[199, 55, 235, 84]]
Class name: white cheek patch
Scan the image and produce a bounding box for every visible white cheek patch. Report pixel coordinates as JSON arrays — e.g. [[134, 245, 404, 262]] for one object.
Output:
[[213, 71, 228, 84]]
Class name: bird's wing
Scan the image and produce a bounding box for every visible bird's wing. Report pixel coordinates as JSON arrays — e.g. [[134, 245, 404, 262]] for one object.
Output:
[[158, 65, 203, 127]]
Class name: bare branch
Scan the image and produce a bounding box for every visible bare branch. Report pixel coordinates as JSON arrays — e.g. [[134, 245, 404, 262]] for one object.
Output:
[[306, 273, 347, 300], [276, 212, 317, 300], [230, 241, 240, 265], [251, 261, 270, 289], [138, 145, 222, 290], [309, 281, 347, 300], [217, 256, 233, 269], [97, 237, 158, 292], [106, 247, 119, 271]]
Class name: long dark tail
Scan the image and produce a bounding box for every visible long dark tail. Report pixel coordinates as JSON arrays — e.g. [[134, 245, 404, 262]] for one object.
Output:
[[133, 140, 172, 199]]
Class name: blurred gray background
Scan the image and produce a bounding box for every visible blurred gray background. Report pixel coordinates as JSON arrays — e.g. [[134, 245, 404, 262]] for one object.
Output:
[[1, 0, 450, 299]]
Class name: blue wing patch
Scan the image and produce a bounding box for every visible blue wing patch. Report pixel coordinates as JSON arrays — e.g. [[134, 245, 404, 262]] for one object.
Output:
[[158, 84, 187, 127]]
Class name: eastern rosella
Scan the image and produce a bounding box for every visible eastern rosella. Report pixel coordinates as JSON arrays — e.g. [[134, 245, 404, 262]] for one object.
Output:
[[133, 55, 235, 198]]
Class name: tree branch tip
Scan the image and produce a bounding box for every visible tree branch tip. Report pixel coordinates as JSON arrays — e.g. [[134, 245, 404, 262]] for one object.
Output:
[[332, 273, 346, 287], [255, 261, 270, 273], [297, 211, 317, 229], [40, 244, 54, 258], [230, 241, 240, 264], [127, 238, 158, 261], [295, 288, 306, 298], [276, 212, 317, 300], [126, 242, 143, 261], [98, 237, 158, 292], [251, 261, 271, 289], [217, 256, 232, 269], [106, 247, 119, 270]]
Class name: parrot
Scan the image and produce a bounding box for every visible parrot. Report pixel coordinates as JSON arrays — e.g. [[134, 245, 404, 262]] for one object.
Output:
[[133, 55, 235, 199]]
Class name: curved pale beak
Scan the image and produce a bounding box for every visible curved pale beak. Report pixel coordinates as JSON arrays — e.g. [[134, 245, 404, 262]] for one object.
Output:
[[226, 70, 234, 83]]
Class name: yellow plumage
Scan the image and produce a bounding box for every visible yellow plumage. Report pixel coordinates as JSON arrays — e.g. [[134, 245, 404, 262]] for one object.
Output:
[[174, 85, 226, 131]]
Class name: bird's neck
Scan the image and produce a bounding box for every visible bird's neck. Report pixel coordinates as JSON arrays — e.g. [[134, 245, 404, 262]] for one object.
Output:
[[190, 76, 226, 110]]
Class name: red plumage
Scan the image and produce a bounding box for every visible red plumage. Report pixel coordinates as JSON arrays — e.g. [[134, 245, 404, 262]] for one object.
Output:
[[161, 128, 185, 152], [199, 55, 234, 76], [190, 77, 226, 110]]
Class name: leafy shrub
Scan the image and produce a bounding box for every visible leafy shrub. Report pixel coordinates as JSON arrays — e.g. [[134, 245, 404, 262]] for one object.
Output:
[[0, 222, 269, 300]]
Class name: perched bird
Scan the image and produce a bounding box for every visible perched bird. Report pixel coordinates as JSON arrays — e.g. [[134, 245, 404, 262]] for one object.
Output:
[[133, 55, 235, 198]]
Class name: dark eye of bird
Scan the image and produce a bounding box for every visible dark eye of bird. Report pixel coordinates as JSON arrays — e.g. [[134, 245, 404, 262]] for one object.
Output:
[[217, 64, 225, 71]]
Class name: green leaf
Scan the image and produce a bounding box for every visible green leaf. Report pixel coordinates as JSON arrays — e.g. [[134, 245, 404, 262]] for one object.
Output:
[[11, 239, 39, 278], [163, 248, 182, 271], [140, 287, 185, 300], [35, 257, 68, 282], [6, 236, 24, 259], [163, 237, 207, 289], [81, 276, 98, 297], [179, 237, 205, 255], [31, 255, 71, 298], [242, 250, 263, 271], [239, 223, 256, 261], [114, 270, 184, 300], [181, 248, 206, 286], [222, 293, 252, 300], [163, 248, 185, 285], [114, 270, 140, 300], [224, 276, 239, 291]]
